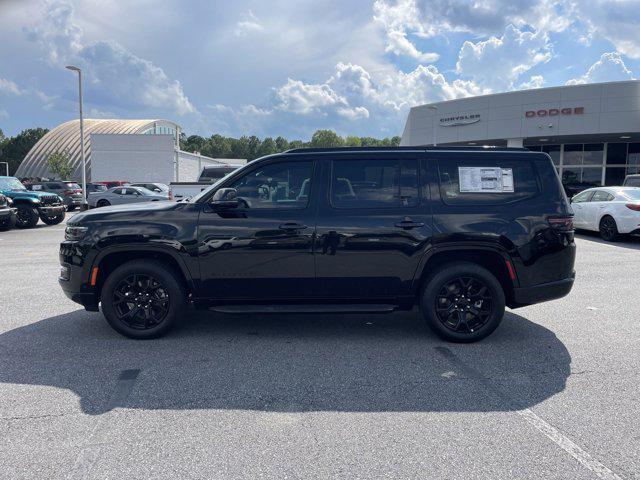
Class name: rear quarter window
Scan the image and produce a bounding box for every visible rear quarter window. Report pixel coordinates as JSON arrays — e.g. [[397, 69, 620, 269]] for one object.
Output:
[[437, 155, 540, 206]]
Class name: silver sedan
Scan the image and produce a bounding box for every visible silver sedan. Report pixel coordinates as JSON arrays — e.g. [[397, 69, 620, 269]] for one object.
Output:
[[88, 186, 169, 208]]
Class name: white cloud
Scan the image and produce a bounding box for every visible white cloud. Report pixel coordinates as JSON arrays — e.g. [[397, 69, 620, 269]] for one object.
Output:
[[519, 75, 545, 90], [0, 78, 23, 96], [571, 2, 640, 59], [566, 52, 634, 85], [337, 106, 370, 120], [26, 0, 195, 116], [456, 25, 551, 91], [273, 78, 349, 115], [373, 0, 439, 62], [0, 109, 9, 120], [235, 10, 264, 36]]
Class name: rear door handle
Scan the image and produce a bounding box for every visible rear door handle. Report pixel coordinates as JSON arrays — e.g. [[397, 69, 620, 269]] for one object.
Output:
[[279, 222, 307, 231], [394, 218, 425, 230]]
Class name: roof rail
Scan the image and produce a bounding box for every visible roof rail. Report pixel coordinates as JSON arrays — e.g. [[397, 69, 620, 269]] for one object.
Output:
[[284, 146, 530, 154]]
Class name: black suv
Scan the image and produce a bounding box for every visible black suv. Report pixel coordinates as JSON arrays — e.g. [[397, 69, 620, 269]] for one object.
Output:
[[59, 147, 575, 342]]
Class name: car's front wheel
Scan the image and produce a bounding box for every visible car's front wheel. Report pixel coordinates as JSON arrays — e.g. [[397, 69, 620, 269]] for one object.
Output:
[[599, 215, 620, 241], [100, 260, 187, 339], [420, 262, 505, 343], [96, 199, 110, 208], [15, 205, 39, 228], [41, 211, 66, 225]]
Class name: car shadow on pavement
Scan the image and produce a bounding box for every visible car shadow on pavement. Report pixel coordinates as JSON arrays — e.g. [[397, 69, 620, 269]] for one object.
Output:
[[575, 230, 640, 250], [0, 309, 570, 415]]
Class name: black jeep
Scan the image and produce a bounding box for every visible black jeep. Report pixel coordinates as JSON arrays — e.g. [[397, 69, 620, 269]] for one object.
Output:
[[60, 147, 575, 342]]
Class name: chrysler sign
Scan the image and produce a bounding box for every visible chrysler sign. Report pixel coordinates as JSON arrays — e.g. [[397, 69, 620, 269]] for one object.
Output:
[[525, 106, 584, 117], [439, 113, 481, 127]]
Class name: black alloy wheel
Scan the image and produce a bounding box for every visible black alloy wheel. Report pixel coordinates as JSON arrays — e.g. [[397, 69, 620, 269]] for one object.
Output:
[[599, 216, 620, 242], [97, 199, 111, 208], [15, 205, 39, 228], [41, 212, 65, 225], [435, 276, 493, 334], [421, 262, 505, 342], [112, 273, 171, 330], [101, 260, 186, 339]]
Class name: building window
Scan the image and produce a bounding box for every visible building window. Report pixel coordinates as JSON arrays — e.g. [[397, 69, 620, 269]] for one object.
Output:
[[605, 167, 626, 186], [563, 144, 582, 165], [606, 143, 628, 165], [583, 143, 604, 165], [543, 145, 560, 165], [628, 143, 640, 175]]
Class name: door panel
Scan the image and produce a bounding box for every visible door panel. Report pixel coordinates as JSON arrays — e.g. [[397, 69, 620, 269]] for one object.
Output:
[[196, 159, 317, 301], [314, 155, 433, 299]]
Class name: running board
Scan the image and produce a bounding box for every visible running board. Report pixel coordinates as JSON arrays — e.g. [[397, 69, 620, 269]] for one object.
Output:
[[210, 304, 397, 314]]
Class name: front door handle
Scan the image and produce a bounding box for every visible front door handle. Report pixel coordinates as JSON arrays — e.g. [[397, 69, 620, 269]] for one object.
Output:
[[394, 217, 425, 230], [279, 222, 307, 231]]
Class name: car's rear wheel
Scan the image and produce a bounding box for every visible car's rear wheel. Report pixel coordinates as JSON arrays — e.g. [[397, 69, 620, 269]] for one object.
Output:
[[420, 262, 505, 342], [15, 205, 39, 228], [599, 215, 620, 241], [97, 199, 111, 208], [100, 260, 186, 339], [41, 211, 65, 225]]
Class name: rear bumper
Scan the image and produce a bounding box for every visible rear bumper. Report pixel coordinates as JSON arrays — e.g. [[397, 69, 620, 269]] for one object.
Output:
[[512, 273, 575, 307]]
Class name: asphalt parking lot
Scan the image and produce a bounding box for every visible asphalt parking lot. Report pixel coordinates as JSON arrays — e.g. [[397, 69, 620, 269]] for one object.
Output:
[[0, 216, 639, 479]]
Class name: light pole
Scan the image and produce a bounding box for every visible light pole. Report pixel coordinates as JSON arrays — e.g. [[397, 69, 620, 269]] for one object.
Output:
[[428, 105, 438, 146], [66, 65, 87, 205]]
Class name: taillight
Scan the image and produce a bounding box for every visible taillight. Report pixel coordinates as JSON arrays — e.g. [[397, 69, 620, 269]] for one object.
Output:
[[62, 190, 72, 195], [625, 203, 640, 211], [548, 215, 574, 231]]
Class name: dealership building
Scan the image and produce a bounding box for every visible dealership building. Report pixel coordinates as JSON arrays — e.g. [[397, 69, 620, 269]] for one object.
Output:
[[401, 80, 640, 187], [16, 119, 244, 184]]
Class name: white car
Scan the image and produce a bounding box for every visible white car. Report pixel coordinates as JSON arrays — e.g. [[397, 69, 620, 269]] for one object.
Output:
[[571, 187, 640, 241]]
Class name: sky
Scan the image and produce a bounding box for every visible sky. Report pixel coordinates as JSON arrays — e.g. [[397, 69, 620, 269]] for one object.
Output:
[[0, 0, 639, 139]]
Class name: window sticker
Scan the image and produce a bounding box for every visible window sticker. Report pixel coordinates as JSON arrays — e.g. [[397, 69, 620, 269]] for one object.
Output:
[[458, 167, 514, 193]]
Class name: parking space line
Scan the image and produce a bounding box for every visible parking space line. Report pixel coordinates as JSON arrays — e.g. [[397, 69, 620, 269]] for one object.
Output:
[[67, 369, 140, 480], [434, 347, 623, 480]]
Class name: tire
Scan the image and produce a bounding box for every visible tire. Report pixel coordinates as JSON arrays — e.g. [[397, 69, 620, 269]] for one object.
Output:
[[15, 205, 39, 229], [96, 199, 111, 208], [100, 260, 187, 339], [420, 262, 506, 343], [41, 211, 66, 225], [599, 215, 620, 242], [67, 205, 76, 212], [0, 215, 16, 231]]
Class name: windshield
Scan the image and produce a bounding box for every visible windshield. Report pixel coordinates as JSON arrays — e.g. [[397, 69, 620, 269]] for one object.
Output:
[[0, 177, 27, 191], [190, 164, 250, 203], [623, 189, 640, 200]]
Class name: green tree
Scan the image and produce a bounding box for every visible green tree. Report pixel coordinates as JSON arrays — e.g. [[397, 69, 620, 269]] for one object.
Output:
[[247, 135, 261, 160], [288, 140, 305, 149], [0, 127, 48, 176], [344, 135, 362, 147], [205, 134, 232, 158], [182, 135, 207, 153], [45, 150, 74, 180], [258, 137, 277, 158], [275, 136, 289, 152], [310, 129, 344, 148]]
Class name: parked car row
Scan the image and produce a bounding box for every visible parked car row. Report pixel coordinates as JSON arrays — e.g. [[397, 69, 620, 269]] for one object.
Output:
[[0, 176, 66, 229]]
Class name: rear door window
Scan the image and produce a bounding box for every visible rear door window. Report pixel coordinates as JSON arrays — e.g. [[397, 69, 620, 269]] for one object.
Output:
[[436, 155, 539, 205], [330, 158, 418, 209], [591, 190, 614, 202]]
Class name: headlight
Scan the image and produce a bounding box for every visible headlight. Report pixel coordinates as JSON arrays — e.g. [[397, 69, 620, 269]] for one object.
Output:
[[6, 197, 12, 206], [65, 226, 88, 241]]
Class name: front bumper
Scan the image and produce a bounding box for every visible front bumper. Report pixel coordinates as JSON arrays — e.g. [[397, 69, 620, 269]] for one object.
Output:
[[39, 205, 65, 217], [512, 273, 575, 307], [59, 241, 99, 311]]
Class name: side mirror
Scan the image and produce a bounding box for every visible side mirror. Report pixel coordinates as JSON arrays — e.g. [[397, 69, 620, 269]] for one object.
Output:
[[211, 188, 239, 209]]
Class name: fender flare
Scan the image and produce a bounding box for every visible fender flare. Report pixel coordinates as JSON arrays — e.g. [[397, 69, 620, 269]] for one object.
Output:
[[411, 242, 518, 293], [90, 243, 197, 293]]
